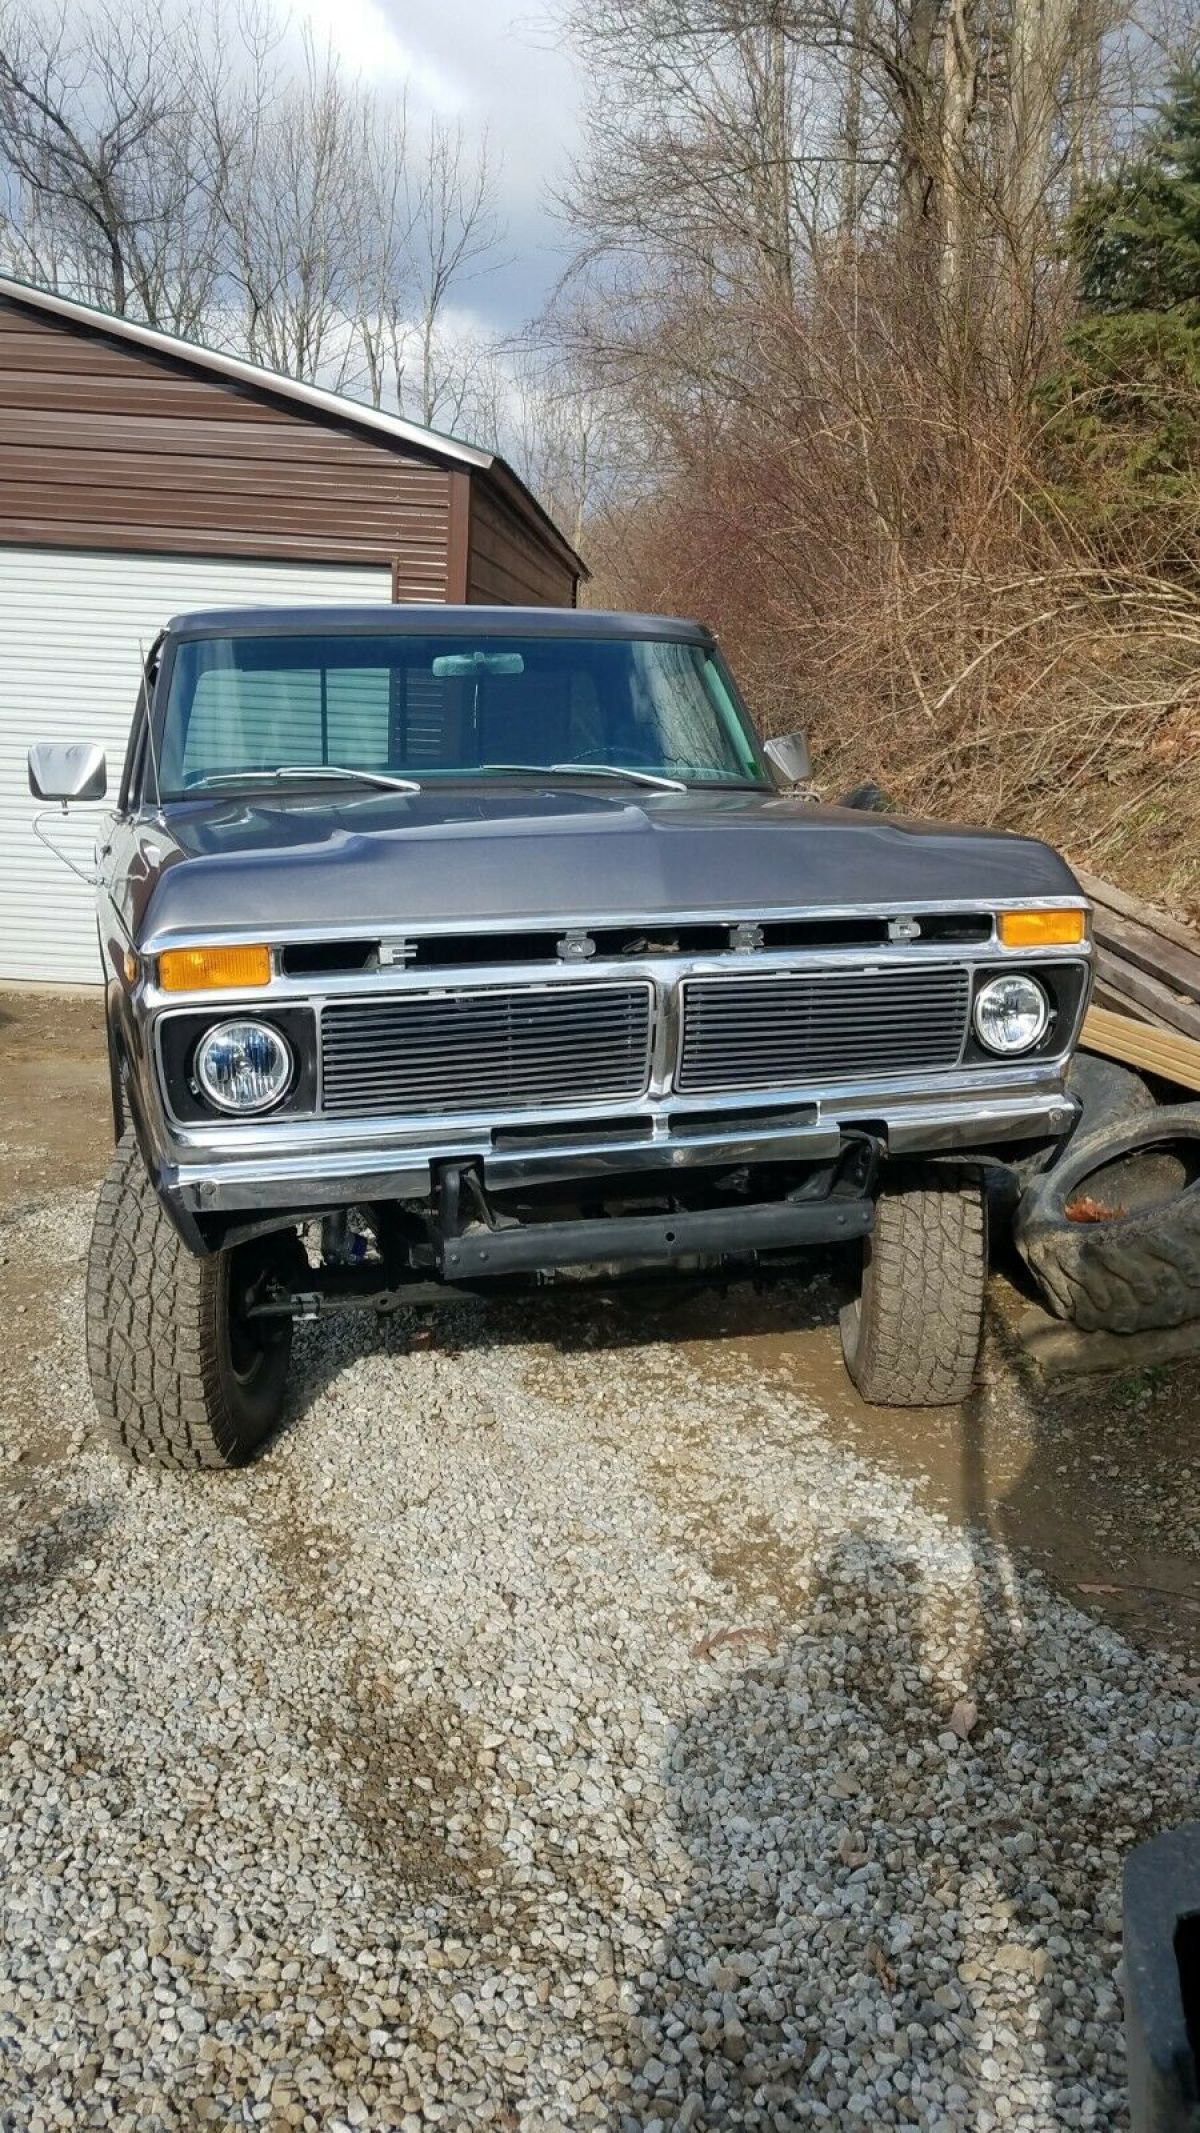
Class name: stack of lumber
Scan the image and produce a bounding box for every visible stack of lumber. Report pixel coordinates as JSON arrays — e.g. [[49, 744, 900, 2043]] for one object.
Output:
[[1075, 869, 1200, 1094]]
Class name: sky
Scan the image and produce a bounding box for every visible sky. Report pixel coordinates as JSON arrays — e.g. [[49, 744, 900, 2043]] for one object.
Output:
[[290, 0, 584, 334]]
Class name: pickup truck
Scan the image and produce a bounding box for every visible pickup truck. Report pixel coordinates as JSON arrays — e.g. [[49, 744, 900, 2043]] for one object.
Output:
[[29, 605, 1092, 1470]]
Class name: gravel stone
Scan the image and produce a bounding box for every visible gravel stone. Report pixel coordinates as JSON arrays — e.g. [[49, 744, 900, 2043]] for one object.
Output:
[[0, 1194, 1196, 2130]]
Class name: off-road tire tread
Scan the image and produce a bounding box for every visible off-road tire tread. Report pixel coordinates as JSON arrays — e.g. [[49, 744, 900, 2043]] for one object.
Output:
[[842, 1165, 986, 1406], [87, 1133, 267, 1470], [1018, 1115, 1200, 1334]]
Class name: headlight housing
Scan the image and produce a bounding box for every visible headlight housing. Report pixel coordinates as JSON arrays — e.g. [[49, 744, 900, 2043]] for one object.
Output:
[[973, 974, 1050, 1056], [194, 1019, 293, 1114]]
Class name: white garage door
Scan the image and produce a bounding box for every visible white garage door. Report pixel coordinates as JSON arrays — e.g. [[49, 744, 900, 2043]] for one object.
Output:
[[0, 547, 394, 984]]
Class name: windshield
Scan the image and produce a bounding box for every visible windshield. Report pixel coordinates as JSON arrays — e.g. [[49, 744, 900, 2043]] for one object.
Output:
[[156, 630, 769, 798]]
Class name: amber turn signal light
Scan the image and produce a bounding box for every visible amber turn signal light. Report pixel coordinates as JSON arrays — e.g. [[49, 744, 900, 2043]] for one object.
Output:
[[998, 908, 1087, 949], [158, 944, 271, 992]]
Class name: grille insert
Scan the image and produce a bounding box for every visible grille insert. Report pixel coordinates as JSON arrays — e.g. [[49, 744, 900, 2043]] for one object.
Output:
[[677, 966, 971, 1094], [320, 982, 653, 1117]]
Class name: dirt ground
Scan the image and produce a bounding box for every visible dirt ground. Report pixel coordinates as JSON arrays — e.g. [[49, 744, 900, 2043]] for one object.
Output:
[[2, 986, 1197, 1668]]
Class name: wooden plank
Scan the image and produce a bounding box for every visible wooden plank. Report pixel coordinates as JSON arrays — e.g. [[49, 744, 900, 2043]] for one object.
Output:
[[1092, 980, 1155, 1024], [1082, 1004, 1200, 1094], [1094, 947, 1200, 1038], [1090, 906, 1200, 1004], [1076, 868, 1200, 960]]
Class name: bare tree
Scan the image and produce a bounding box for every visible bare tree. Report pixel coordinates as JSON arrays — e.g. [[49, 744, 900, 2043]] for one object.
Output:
[[214, 31, 369, 388], [999, 0, 1077, 367], [408, 118, 500, 428], [502, 342, 627, 550], [0, 0, 509, 431], [551, 0, 850, 301], [345, 100, 417, 411], [0, 0, 229, 329], [937, 0, 978, 319], [837, 0, 871, 235]]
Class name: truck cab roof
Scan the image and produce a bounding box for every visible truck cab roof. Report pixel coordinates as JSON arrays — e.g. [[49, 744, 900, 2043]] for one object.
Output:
[[161, 605, 714, 644]]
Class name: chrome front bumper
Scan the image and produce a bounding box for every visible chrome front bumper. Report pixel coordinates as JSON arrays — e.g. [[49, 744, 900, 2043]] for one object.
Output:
[[164, 1070, 1079, 1218]]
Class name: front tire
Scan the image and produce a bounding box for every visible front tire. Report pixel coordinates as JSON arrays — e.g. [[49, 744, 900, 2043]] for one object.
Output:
[[840, 1163, 987, 1405], [87, 1134, 297, 1470]]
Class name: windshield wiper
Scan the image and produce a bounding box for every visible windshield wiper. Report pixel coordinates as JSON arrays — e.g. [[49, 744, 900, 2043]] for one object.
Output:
[[479, 762, 688, 792], [186, 764, 422, 794]]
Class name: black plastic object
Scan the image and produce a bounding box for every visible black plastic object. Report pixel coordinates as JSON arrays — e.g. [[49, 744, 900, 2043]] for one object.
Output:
[[437, 1192, 874, 1277], [1068, 1049, 1156, 1133], [1124, 1822, 1200, 2132]]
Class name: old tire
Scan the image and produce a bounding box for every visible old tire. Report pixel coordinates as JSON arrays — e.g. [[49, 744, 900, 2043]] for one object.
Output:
[[1068, 1049, 1155, 1134], [840, 1164, 987, 1405], [1015, 1105, 1200, 1333], [86, 1133, 298, 1470]]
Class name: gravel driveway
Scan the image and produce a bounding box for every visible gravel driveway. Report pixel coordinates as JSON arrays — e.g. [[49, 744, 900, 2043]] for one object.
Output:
[[1, 1164, 1197, 2133]]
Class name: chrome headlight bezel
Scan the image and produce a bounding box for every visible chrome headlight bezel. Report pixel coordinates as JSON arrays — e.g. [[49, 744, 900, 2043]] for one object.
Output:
[[972, 973, 1051, 1057], [193, 1017, 294, 1115]]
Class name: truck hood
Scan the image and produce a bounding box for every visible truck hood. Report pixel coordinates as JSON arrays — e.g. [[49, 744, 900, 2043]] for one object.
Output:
[[133, 785, 1082, 944]]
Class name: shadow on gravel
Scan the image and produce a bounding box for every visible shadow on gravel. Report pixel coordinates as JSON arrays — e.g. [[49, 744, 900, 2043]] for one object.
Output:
[[0, 1500, 115, 1636], [279, 1268, 846, 1442], [973, 1304, 1200, 1665], [629, 1522, 1182, 2129]]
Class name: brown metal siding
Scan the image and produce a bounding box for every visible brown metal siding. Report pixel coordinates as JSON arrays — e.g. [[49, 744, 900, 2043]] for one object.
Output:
[[446, 470, 472, 602], [466, 481, 578, 608], [0, 296, 451, 594]]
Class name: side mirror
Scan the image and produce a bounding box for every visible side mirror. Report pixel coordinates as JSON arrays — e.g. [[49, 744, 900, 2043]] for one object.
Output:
[[763, 731, 812, 786], [28, 742, 107, 804]]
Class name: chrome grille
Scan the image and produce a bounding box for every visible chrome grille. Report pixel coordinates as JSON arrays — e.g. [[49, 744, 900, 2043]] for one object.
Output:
[[320, 982, 654, 1117], [677, 966, 971, 1094]]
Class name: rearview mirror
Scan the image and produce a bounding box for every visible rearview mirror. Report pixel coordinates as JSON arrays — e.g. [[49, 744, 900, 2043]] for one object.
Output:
[[28, 742, 107, 804], [431, 651, 525, 678], [763, 731, 812, 786]]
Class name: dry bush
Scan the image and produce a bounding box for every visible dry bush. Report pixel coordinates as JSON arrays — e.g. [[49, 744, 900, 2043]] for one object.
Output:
[[586, 283, 1200, 925]]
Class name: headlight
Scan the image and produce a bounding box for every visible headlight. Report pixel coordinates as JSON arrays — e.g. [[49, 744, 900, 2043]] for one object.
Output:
[[194, 1019, 292, 1114], [973, 974, 1050, 1056]]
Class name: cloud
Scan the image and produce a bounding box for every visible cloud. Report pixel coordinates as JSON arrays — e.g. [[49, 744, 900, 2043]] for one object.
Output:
[[291, 0, 468, 109], [279, 0, 584, 330]]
